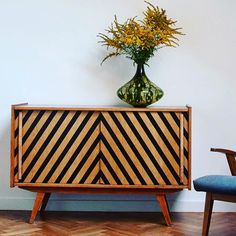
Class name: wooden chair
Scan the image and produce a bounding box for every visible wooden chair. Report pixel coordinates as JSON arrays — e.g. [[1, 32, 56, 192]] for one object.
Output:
[[193, 148, 236, 236]]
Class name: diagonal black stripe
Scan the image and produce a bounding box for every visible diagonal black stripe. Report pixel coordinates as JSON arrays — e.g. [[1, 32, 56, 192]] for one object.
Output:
[[100, 134, 135, 185], [14, 110, 43, 159], [171, 112, 189, 140], [13, 109, 19, 175], [159, 112, 189, 174], [19, 111, 70, 179], [55, 113, 99, 183], [14, 148, 18, 159], [107, 112, 147, 185], [14, 147, 18, 159], [55, 112, 100, 183], [22, 111, 45, 144], [183, 112, 189, 140], [28, 111, 84, 183], [158, 112, 179, 145], [14, 110, 19, 119], [14, 110, 33, 139], [147, 112, 188, 180], [15, 110, 45, 163], [44, 112, 102, 183], [22, 110, 33, 126], [184, 149, 189, 161], [22, 111, 57, 163], [183, 116, 189, 156], [14, 111, 20, 140], [183, 111, 189, 121], [15, 111, 58, 177], [170, 112, 180, 127], [101, 172, 109, 185], [100, 151, 122, 185], [79, 149, 101, 184], [18, 111, 62, 180], [135, 112, 180, 183], [184, 168, 188, 178], [91, 170, 101, 184], [121, 112, 167, 185], [170, 112, 189, 160], [101, 116, 138, 185], [184, 129, 189, 141]]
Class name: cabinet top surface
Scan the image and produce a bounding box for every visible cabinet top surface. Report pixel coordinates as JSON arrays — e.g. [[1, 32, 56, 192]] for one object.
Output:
[[12, 104, 191, 112]]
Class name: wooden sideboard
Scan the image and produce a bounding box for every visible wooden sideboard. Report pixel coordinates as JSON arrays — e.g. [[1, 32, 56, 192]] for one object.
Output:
[[10, 104, 192, 224]]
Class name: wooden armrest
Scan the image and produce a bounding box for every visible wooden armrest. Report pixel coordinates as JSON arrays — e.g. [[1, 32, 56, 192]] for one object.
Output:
[[211, 148, 236, 176], [211, 148, 236, 156]]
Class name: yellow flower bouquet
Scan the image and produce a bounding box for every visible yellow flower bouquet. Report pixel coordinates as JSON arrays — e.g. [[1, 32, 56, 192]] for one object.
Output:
[[98, 1, 183, 65]]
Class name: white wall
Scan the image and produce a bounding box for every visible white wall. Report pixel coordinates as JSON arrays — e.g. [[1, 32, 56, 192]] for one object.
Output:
[[0, 0, 236, 212]]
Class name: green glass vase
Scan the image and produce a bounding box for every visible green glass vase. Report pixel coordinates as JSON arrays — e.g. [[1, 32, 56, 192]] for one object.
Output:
[[117, 64, 164, 107]]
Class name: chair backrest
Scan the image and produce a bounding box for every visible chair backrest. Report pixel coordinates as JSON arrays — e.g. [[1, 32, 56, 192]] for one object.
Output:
[[226, 154, 236, 176]]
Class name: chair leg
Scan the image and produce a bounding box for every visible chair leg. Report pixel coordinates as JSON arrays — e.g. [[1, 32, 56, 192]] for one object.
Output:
[[202, 192, 214, 236]]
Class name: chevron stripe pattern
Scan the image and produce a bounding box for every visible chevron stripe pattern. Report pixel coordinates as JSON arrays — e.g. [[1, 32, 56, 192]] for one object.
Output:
[[13, 108, 190, 186]]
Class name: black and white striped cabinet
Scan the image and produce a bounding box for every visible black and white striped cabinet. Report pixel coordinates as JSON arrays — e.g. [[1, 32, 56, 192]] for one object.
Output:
[[10, 104, 192, 224]]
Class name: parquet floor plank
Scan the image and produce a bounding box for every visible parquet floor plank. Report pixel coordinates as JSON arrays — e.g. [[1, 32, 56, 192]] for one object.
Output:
[[0, 211, 235, 236]]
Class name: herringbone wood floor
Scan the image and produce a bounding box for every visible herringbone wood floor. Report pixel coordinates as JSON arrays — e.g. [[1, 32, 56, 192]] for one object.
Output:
[[0, 211, 235, 236]]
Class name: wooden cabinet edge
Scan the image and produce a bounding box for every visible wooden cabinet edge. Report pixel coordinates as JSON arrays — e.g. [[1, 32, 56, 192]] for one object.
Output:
[[188, 106, 192, 190], [15, 183, 189, 189], [10, 103, 28, 187], [13, 104, 190, 112], [10, 105, 16, 187]]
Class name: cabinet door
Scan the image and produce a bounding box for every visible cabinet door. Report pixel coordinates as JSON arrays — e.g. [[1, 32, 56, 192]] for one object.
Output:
[[100, 111, 190, 186], [13, 110, 100, 185]]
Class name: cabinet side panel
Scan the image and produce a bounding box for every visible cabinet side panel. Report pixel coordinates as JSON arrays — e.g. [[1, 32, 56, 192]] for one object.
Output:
[[182, 111, 190, 186], [10, 106, 19, 186], [187, 107, 192, 189]]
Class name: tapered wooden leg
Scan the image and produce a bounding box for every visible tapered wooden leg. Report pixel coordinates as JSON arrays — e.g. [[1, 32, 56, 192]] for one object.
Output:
[[40, 193, 51, 213], [156, 194, 171, 226], [29, 192, 45, 224], [202, 192, 214, 236]]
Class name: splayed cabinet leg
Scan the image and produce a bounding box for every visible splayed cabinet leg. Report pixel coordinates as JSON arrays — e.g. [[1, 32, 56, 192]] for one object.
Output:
[[156, 194, 172, 226], [29, 192, 45, 224]]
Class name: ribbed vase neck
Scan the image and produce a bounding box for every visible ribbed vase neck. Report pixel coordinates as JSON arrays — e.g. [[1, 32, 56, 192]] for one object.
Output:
[[135, 64, 145, 76]]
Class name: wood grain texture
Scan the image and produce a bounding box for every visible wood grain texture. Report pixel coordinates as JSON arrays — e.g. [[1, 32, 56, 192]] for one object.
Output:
[[179, 113, 184, 184], [0, 211, 235, 236], [156, 194, 171, 226], [13, 104, 190, 112], [17, 112, 22, 180], [12, 107, 191, 188], [29, 192, 45, 224], [10, 105, 17, 187], [187, 106, 192, 190]]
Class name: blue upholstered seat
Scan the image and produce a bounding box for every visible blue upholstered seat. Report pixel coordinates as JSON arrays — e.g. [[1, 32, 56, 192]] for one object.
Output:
[[193, 148, 236, 236], [193, 175, 236, 195]]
